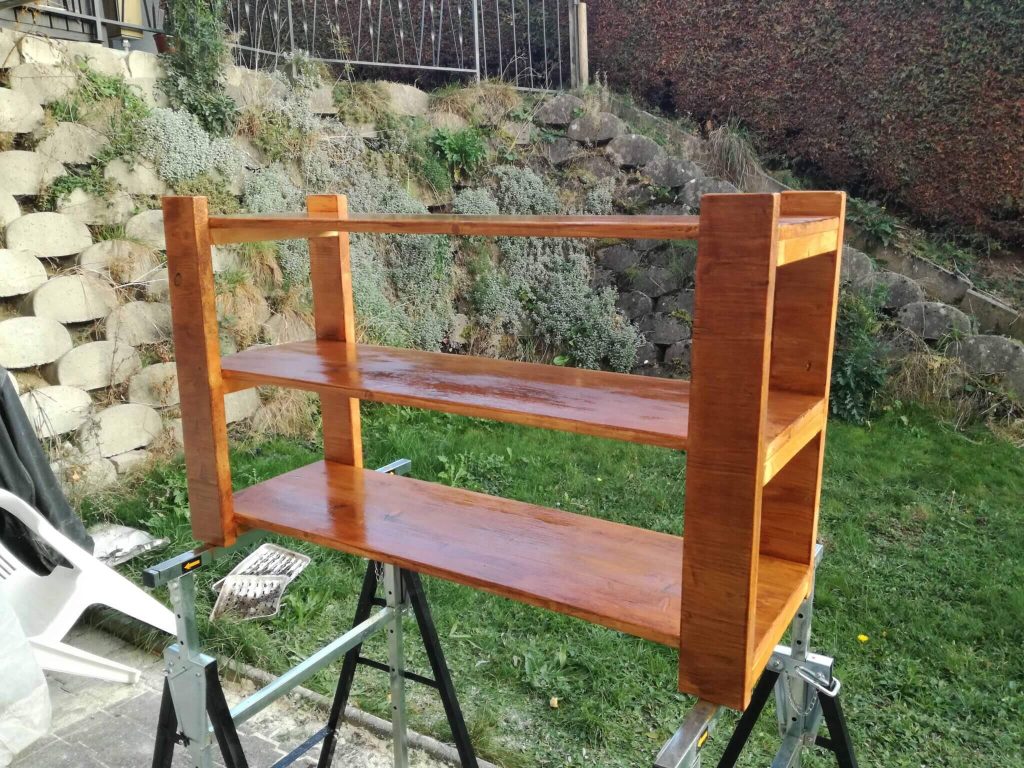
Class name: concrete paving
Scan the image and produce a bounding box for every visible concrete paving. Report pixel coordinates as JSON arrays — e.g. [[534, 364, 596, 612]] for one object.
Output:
[[12, 625, 447, 768]]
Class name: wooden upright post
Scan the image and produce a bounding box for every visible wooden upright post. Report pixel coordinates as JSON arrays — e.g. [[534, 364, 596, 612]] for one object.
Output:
[[164, 196, 236, 546], [307, 194, 363, 467], [679, 193, 780, 710]]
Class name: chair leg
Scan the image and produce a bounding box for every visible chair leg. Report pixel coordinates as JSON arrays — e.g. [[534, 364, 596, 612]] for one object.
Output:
[[30, 637, 141, 684], [89, 561, 177, 634]]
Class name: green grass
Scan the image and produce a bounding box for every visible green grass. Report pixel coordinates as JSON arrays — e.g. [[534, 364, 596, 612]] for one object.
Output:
[[86, 405, 1024, 766]]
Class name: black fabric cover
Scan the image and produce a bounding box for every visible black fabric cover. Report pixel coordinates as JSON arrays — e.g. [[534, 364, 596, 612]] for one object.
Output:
[[0, 368, 93, 575]]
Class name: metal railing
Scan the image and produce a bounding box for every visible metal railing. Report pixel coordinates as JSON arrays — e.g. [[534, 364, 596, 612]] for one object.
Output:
[[0, 0, 163, 45]]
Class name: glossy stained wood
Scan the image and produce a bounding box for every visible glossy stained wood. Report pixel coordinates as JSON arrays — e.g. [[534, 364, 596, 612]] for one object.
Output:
[[233, 460, 812, 649], [206, 211, 836, 246], [308, 195, 362, 467], [163, 196, 236, 545], [679, 193, 780, 711], [760, 192, 846, 568]]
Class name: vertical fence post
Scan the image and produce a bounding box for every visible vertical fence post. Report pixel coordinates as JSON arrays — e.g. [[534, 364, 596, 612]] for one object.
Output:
[[576, 1, 588, 87], [93, 0, 108, 45], [287, 0, 296, 56], [568, 0, 578, 89], [472, 0, 481, 82]]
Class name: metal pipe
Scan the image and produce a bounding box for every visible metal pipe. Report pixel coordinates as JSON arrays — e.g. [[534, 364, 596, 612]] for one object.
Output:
[[471, 0, 481, 82], [229, 607, 395, 725]]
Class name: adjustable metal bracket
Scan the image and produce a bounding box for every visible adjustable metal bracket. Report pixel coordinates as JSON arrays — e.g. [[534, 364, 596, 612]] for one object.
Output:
[[146, 459, 478, 768], [655, 545, 858, 768]]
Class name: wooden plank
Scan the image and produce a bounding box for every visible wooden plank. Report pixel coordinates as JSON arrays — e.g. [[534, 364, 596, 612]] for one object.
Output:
[[163, 196, 236, 546], [761, 192, 845, 569], [208, 212, 834, 245], [222, 341, 693, 448], [763, 397, 827, 484], [777, 229, 840, 266], [307, 195, 362, 467], [679, 193, 780, 710], [233, 460, 811, 650]]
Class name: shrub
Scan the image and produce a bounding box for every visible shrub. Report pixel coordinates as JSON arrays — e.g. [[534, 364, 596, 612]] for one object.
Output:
[[235, 68, 322, 164], [242, 165, 308, 285], [493, 165, 560, 215], [831, 289, 889, 424], [430, 128, 487, 183], [140, 107, 245, 187], [161, 0, 237, 135]]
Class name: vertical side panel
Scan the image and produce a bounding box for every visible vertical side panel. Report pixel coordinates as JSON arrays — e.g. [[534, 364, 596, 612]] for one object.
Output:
[[760, 192, 846, 566], [308, 194, 363, 467], [164, 196, 235, 546], [679, 193, 780, 710]]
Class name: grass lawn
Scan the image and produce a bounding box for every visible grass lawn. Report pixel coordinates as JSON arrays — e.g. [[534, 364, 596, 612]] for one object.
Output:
[[86, 404, 1024, 767]]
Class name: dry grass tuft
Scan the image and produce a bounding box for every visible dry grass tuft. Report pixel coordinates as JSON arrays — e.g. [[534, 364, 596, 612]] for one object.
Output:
[[249, 387, 320, 440], [238, 241, 284, 290], [216, 275, 270, 348], [699, 120, 766, 190], [431, 80, 521, 124]]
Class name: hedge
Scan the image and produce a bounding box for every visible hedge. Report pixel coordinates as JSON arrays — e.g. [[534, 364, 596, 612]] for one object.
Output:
[[589, 0, 1024, 244]]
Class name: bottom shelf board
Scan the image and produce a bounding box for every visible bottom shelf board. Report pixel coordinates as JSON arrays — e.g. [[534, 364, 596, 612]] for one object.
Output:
[[233, 461, 810, 650]]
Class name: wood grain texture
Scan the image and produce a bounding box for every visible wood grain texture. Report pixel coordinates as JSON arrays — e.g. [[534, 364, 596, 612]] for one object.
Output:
[[307, 195, 362, 467], [761, 192, 845, 570], [233, 460, 811, 649], [222, 341, 692, 448], [679, 193, 780, 710], [777, 229, 840, 265], [206, 211, 834, 245], [163, 196, 235, 545]]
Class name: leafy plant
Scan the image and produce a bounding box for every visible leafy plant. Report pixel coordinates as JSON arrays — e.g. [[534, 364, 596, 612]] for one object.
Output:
[[430, 127, 487, 184], [42, 166, 113, 210], [846, 197, 902, 247], [161, 0, 237, 135], [831, 289, 889, 424]]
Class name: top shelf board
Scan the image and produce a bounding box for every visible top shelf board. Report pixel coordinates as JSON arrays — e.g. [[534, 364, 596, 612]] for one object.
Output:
[[206, 212, 838, 246], [221, 341, 825, 466]]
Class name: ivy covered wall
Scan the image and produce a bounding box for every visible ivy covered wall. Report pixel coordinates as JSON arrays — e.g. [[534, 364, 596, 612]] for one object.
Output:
[[588, 0, 1024, 244]]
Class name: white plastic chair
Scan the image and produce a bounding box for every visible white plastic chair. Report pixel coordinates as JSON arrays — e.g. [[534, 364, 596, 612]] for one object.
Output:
[[0, 489, 175, 684]]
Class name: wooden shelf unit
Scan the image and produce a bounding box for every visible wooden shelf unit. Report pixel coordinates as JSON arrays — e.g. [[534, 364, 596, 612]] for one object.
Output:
[[163, 191, 845, 711]]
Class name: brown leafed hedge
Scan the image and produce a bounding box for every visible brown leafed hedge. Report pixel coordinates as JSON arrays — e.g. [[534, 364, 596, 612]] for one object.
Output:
[[589, 0, 1024, 244]]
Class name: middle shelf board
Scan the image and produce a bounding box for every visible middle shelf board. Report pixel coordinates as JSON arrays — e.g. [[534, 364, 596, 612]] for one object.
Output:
[[234, 460, 813, 650], [221, 341, 825, 458]]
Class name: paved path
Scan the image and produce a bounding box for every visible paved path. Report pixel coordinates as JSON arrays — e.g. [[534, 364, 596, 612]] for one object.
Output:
[[12, 625, 445, 768]]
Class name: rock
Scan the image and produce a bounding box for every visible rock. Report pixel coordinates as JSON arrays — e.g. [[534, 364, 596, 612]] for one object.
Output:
[[614, 184, 660, 211], [501, 121, 533, 145], [126, 50, 167, 108], [7, 211, 91, 257], [19, 385, 91, 438], [534, 93, 584, 126], [633, 342, 660, 368], [44, 340, 141, 390], [630, 266, 682, 297], [566, 155, 620, 181], [58, 188, 134, 226], [37, 122, 109, 165], [606, 134, 665, 168], [597, 244, 640, 273], [640, 313, 692, 345], [262, 313, 314, 344], [18, 36, 64, 66], [225, 388, 260, 423], [105, 301, 173, 346], [426, 111, 469, 131], [0, 316, 73, 368], [109, 449, 150, 474], [663, 340, 692, 371], [7, 63, 77, 105], [223, 66, 286, 108], [897, 301, 972, 341], [841, 245, 875, 290], [380, 81, 429, 116], [104, 158, 170, 196], [616, 290, 653, 320], [542, 137, 584, 167], [567, 112, 625, 144], [78, 403, 163, 457], [0, 87, 44, 133], [28, 274, 117, 323], [80, 240, 161, 284], [0, 29, 21, 68], [679, 176, 740, 208], [64, 40, 130, 78], [901, 256, 971, 304], [211, 244, 240, 273], [959, 288, 1024, 343], [643, 155, 703, 188], [0, 193, 19, 228], [304, 83, 337, 114], [144, 267, 169, 301], [127, 362, 180, 407], [874, 271, 925, 311], [0, 248, 46, 297], [655, 290, 695, 316], [648, 245, 697, 284], [0, 151, 66, 196], [951, 335, 1024, 400], [450, 313, 470, 346], [125, 209, 166, 250]]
